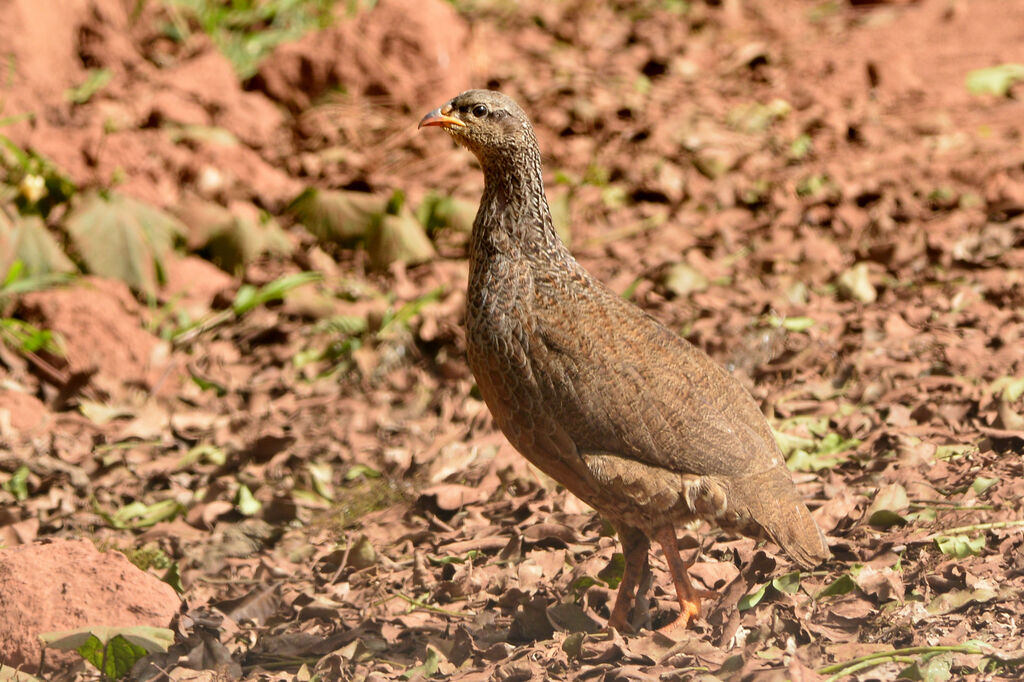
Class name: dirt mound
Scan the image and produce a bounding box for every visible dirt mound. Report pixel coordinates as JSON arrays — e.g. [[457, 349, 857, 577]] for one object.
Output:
[[17, 277, 180, 400], [0, 0, 300, 209], [0, 389, 52, 442], [253, 0, 472, 114], [0, 0, 89, 107], [160, 255, 236, 320], [0, 538, 180, 673]]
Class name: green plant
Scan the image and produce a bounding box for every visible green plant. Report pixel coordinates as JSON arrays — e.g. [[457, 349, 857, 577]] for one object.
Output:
[[0, 317, 63, 356], [818, 642, 998, 682], [162, 0, 338, 79], [65, 68, 114, 104], [0, 130, 76, 217], [172, 270, 322, 344], [39, 626, 173, 680], [64, 191, 185, 297]]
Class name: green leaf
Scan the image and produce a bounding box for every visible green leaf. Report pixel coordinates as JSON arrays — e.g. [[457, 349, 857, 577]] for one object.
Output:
[[289, 187, 387, 244], [562, 631, 585, 658], [926, 587, 997, 615], [2, 465, 30, 501], [867, 482, 909, 528], [780, 316, 815, 332], [971, 476, 999, 496], [816, 573, 856, 599], [40, 626, 173, 678], [315, 315, 369, 338], [308, 462, 335, 501], [64, 68, 113, 104], [772, 570, 802, 595], [236, 483, 262, 516], [346, 534, 377, 570], [935, 534, 986, 559], [570, 575, 603, 598], [869, 509, 909, 528], [786, 448, 843, 472], [738, 582, 769, 611], [231, 271, 321, 316], [775, 430, 816, 456], [378, 286, 444, 334], [176, 199, 291, 272], [796, 173, 832, 198], [162, 561, 184, 594], [898, 652, 953, 682], [416, 192, 476, 235], [966, 63, 1024, 96], [779, 426, 858, 472], [65, 191, 185, 296], [344, 464, 381, 481], [78, 633, 145, 678], [0, 215, 76, 279], [178, 443, 226, 468], [106, 499, 185, 529], [815, 431, 860, 455], [1, 317, 62, 356], [990, 375, 1024, 402], [0, 135, 77, 216], [598, 552, 625, 589], [189, 371, 227, 396], [366, 205, 436, 269]]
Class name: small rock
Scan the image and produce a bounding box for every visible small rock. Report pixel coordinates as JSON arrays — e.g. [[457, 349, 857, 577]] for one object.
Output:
[[837, 262, 878, 303], [0, 389, 53, 441], [0, 538, 180, 674]]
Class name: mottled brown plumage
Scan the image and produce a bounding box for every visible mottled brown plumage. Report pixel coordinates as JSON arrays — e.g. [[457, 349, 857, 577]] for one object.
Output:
[[420, 90, 830, 631]]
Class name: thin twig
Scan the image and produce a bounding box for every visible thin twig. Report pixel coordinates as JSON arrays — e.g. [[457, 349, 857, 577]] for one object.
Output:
[[394, 592, 473, 618], [926, 519, 1024, 540], [910, 499, 995, 510], [819, 643, 991, 678]]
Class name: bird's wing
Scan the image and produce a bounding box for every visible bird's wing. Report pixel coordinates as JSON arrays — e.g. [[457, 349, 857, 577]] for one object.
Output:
[[529, 283, 784, 480]]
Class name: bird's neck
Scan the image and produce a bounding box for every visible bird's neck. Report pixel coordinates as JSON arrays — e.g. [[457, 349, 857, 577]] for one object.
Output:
[[472, 146, 566, 259]]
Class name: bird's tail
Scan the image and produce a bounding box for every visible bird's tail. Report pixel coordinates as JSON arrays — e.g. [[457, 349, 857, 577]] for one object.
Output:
[[727, 466, 830, 569]]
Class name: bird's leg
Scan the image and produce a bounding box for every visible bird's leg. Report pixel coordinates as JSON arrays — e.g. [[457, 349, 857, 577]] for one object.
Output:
[[607, 525, 650, 632], [631, 549, 654, 630], [654, 526, 718, 631]]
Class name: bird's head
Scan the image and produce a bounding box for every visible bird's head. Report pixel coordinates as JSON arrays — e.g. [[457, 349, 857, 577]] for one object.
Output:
[[418, 90, 535, 164]]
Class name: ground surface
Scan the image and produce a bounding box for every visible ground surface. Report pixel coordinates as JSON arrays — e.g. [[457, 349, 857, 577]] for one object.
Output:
[[1, 0, 1023, 680]]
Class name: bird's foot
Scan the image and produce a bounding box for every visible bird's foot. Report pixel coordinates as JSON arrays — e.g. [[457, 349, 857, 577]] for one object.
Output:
[[657, 588, 718, 634], [606, 603, 633, 634]]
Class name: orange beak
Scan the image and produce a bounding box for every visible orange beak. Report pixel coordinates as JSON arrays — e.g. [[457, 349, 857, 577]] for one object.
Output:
[[418, 106, 466, 130]]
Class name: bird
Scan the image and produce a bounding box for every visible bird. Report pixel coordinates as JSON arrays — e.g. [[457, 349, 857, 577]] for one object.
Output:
[[419, 90, 830, 633]]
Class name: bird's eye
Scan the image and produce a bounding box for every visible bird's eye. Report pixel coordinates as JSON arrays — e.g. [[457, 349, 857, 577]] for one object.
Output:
[[472, 104, 488, 118]]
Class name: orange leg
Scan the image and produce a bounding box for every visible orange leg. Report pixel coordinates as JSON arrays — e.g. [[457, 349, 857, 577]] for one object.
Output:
[[653, 526, 717, 631], [607, 525, 650, 632]]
